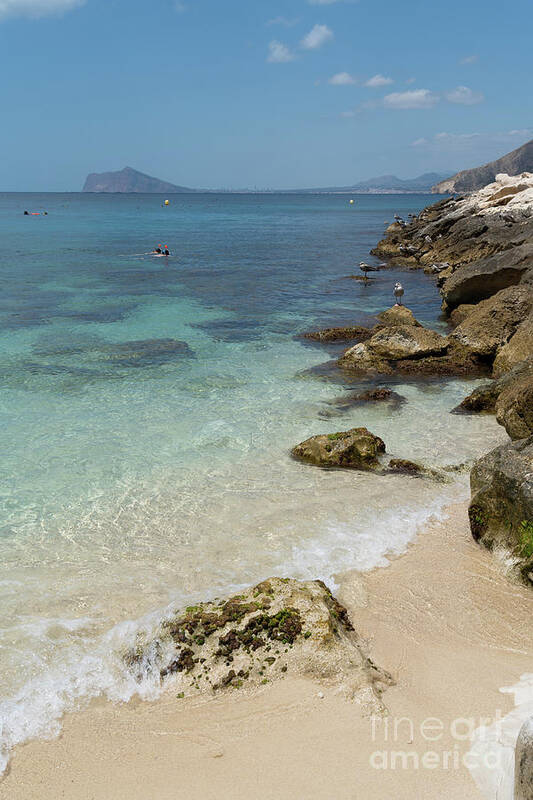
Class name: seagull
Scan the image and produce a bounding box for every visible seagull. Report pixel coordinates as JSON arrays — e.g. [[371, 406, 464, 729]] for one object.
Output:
[[394, 282, 404, 305], [359, 261, 379, 280]]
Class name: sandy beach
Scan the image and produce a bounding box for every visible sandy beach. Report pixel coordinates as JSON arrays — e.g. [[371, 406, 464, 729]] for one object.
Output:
[[1, 501, 531, 800]]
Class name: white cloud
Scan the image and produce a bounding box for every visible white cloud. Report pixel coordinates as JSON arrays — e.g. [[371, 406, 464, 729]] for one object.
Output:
[[301, 23, 333, 50], [266, 16, 299, 27], [383, 88, 439, 110], [445, 85, 484, 105], [267, 40, 296, 63], [411, 137, 428, 146], [460, 54, 478, 64], [411, 129, 532, 151], [364, 74, 393, 88], [328, 71, 357, 85], [0, 0, 83, 19]]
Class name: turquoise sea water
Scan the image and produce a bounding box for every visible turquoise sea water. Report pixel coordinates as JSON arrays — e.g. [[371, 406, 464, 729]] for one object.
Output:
[[0, 192, 506, 770]]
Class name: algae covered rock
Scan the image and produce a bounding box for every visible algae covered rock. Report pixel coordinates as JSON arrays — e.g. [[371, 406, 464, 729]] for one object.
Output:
[[452, 359, 533, 416], [469, 436, 533, 585], [291, 427, 385, 470], [123, 578, 393, 708]]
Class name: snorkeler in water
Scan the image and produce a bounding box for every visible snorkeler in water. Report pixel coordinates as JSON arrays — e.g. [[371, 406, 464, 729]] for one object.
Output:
[[152, 244, 162, 254], [163, 245, 170, 256]]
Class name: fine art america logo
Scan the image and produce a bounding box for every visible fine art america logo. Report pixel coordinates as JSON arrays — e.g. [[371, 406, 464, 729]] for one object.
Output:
[[369, 712, 505, 772]]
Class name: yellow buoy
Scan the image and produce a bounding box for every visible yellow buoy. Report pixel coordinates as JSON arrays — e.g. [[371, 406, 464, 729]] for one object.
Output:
[[349, 199, 354, 205], [164, 199, 170, 206]]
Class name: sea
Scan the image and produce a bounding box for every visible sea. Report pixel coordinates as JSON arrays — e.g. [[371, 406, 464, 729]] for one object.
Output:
[[0, 191, 506, 771]]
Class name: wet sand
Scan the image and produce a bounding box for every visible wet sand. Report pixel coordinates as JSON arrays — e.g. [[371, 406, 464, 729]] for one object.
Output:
[[1, 502, 532, 800]]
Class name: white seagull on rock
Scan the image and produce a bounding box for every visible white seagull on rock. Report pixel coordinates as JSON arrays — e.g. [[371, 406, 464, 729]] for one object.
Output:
[[394, 282, 404, 305]]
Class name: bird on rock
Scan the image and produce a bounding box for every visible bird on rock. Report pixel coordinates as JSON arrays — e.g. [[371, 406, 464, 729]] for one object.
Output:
[[394, 282, 404, 305]]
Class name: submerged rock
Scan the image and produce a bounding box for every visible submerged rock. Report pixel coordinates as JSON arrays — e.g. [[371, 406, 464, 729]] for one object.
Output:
[[123, 578, 393, 707], [386, 458, 423, 475], [291, 427, 385, 470], [303, 325, 376, 343], [469, 436, 533, 585], [319, 387, 406, 418]]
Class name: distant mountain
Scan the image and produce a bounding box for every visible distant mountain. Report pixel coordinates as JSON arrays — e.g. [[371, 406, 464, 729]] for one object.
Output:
[[288, 173, 449, 194], [432, 139, 533, 194], [82, 166, 196, 193]]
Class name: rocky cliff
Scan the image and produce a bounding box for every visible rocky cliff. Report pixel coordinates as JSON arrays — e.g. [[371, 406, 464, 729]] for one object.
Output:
[[432, 139, 533, 194], [82, 166, 195, 193]]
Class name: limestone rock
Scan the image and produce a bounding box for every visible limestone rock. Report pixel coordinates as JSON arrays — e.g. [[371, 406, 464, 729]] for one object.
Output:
[[450, 286, 533, 357], [377, 305, 421, 327], [123, 578, 394, 706], [515, 716, 533, 800], [303, 325, 376, 343], [368, 325, 449, 360], [452, 358, 533, 416], [291, 427, 386, 470], [495, 372, 533, 440], [441, 242, 533, 310], [449, 304, 476, 328], [338, 342, 393, 374], [469, 436, 533, 585], [493, 312, 533, 376]]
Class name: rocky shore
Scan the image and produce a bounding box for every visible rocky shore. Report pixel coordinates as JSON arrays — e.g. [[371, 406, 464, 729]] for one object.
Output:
[[301, 173, 533, 590]]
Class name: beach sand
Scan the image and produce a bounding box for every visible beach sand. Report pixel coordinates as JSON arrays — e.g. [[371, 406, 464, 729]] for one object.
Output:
[[1, 502, 532, 800]]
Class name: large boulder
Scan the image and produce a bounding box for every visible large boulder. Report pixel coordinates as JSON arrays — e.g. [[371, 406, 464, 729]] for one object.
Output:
[[495, 372, 533, 440], [450, 286, 533, 357], [367, 325, 449, 360], [469, 436, 533, 585], [291, 427, 385, 470], [124, 578, 393, 706], [493, 312, 533, 376], [453, 359, 533, 415], [441, 242, 533, 310], [515, 717, 533, 800]]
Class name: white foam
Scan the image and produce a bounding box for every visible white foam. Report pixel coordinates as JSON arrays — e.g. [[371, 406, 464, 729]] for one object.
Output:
[[468, 673, 533, 799]]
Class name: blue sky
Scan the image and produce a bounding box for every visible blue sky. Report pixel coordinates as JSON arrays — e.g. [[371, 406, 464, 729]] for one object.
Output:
[[0, 0, 531, 190]]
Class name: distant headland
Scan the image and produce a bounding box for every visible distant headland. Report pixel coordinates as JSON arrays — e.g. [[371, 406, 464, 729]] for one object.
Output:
[[82, 166, 197, 193]]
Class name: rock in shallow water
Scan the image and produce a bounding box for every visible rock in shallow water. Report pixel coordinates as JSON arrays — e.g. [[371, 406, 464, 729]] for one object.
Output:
[[123, 578, 393, 707], [450, 286, 533, 357], [291, 426, 386, 470]]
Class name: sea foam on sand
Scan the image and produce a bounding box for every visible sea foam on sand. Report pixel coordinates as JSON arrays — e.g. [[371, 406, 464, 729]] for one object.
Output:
[[468, 673, 533, 799]]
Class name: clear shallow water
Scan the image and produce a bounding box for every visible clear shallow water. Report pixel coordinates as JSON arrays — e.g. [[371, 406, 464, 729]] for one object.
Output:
[[0, 192, 506, 770]]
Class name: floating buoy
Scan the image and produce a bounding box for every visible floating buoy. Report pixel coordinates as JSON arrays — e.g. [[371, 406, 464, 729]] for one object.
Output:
[[164, 199, 170, 206], [349, 199, 354, 205]]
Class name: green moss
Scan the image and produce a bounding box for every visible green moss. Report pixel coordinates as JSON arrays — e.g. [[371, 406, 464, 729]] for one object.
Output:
[[304, 631, 312, 639], [176, 692, 185, 698], [519, 520, 533, 559]]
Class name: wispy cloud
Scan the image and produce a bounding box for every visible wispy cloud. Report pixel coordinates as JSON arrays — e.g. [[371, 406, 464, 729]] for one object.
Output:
[[267, 40, 296, 63], [411, 129, 532, 149], [328, 71, 357, 85], [460, 54, 478, 64], [174, 1, 186, 11], [266, 16, 299, 27], [445, 86, 484, 105], [364, 74, 393, 88], [301, 23, 334, 50], [383, 88, 439, 109], [0, 0, 84, 19]]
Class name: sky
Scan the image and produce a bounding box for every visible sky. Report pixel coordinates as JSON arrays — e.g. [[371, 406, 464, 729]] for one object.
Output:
[[0, 0, 531, 190]]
